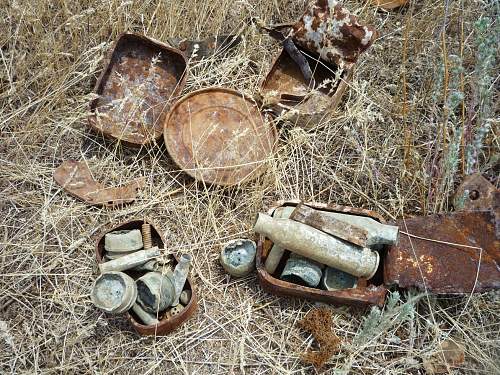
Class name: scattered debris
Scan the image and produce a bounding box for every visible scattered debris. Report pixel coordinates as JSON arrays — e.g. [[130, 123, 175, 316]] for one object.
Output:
[[321, 267, 358, 291], [297, 307, 340, 369], [291, 203, 399, 247], [385, 210, 500, 293], [164, 87, 276, 186], [371, 0, 408, 10], [220, 239, 257, 278], [167, 35, 242, 61], [54, 160, 145, 207], [88, 33, 187, 146], [93, 220, 197, 335], [254, 212, 380, 279], [423, 339, 465, 374], [281, 253, 324, 287], [91, 271, 137, 314]]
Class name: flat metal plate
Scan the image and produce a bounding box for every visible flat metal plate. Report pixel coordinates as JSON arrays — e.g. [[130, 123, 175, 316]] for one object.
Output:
[[89, 33, 187, 146], [163, 88, 276, 186], [384, 211, 500, 293]]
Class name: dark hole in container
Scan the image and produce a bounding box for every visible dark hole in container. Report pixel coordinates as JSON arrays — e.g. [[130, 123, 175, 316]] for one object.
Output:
[[469, 190, 480, 200]]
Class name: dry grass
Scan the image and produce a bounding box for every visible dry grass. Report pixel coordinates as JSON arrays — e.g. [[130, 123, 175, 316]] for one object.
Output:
[[1, 0, 499, 373]]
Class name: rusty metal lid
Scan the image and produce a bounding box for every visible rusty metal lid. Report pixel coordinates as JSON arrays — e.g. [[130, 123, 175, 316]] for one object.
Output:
[[163, 87, 276, 186]]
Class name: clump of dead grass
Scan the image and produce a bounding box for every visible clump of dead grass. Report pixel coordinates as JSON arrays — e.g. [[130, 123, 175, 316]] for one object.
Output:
[[1, 0, 499, 374]]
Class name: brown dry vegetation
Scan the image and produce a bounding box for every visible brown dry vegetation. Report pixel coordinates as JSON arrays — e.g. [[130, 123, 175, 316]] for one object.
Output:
[[1, 0, 499, 374]]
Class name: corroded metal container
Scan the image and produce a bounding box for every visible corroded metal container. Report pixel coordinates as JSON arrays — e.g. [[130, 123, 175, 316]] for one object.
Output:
[[256, 201, 388, 307], [163, 87, 277, 186], [96, 220, 197, 336], [89, 33, 187, 146]]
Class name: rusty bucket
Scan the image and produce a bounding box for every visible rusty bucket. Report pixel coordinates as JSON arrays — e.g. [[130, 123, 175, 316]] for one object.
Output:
[[163, 87, 277, 186], [89, 33, 188, 147]]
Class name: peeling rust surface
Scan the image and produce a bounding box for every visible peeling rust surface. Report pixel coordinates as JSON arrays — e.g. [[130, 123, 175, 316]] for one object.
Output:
[[89, 33, 187, 146], [256, 201, 387, 307], [54, 160, 145, 207], [164, 88, 276, 186], [291, 203, 370, 247], [384, 211, 500, 293], [291, 0, 377, 69], [453, 173, 497, 211]]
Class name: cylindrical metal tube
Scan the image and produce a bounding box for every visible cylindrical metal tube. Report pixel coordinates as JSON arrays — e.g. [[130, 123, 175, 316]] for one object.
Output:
[[254, 213, 379, 279], [142, 223, 152, 249], [99, 248, 160, 273], [171, 254, 192, 306], [264, 207, 295, 274]]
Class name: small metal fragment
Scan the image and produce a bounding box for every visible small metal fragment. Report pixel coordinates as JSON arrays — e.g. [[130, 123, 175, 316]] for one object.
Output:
[[99, 248, 160, 273], [105, 229, 143, 252], [453, 173, 497, 211], [171, 254, 192, 306], [321, 267, 357, 291], [132, 303, 159, 326], [281, 254, 324, 287], [220, 239, 256, 278], [142, 223, 152, 249], [54, 160, 145, 207]]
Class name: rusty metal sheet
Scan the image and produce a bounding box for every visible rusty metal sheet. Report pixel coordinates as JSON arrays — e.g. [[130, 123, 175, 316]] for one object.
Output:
[[54, 160, 145, 207], [291, 203, 369, 247], [453, 173, 497, 211], [384, 211, 500, 293], [163, 87, 277, 186], [167, 35, 241, 61], [256, 200, 387, 307], [291, 0, 377, 69], [89, 33, 187, 146]]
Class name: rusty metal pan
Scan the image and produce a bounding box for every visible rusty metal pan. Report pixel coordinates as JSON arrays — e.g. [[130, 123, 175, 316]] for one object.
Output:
[[256, 200, 388, 307], [95, 220, 197, 336], [89, 33, 187, 147], [384, 211, 500, 294], [163, 87, 277, 186], [259, 47, 352, 128]]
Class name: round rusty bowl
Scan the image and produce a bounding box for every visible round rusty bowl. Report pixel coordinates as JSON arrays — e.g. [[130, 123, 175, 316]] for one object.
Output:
[[95, 219, 197, 336], [163, 87, 277, 186]]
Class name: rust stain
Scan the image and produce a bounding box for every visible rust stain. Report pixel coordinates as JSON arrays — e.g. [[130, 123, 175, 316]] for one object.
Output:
[[291, 0, 377, 69], [163, 87, 277, 186], [89, 33, 187, 146], [385, 211, 500, 293], [54, 160, 145, 208]]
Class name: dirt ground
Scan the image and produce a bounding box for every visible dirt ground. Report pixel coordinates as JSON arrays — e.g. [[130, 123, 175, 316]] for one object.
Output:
[[1, 0, 499, 374]]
